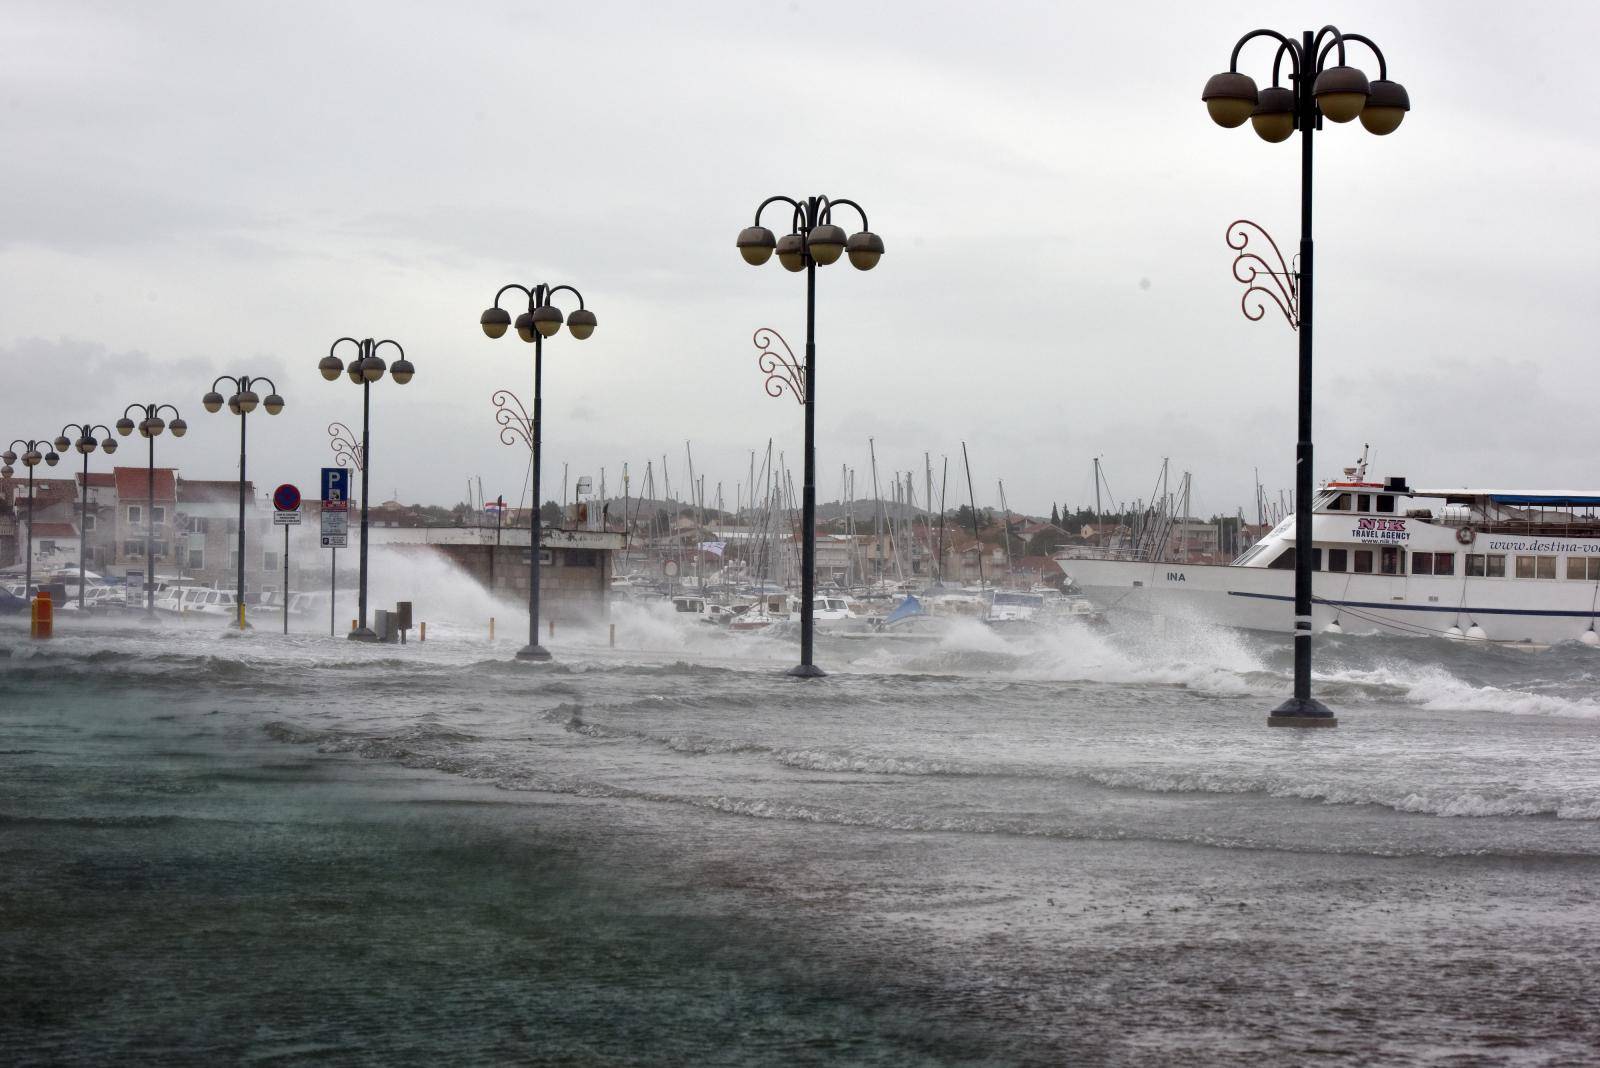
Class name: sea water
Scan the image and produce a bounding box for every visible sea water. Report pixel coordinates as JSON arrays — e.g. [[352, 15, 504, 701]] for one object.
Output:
[[3, 552, 1599, 1065]]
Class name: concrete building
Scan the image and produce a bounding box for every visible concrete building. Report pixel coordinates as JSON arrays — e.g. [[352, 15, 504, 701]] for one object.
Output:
[[371, 525, 624, 621]]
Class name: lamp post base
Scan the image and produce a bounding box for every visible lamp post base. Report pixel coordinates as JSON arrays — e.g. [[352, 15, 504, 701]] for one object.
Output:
[[515, 643, 553, 662], [786, 663, 826, 679], [1268, 696, 1338, 728], [347, 627, 380, 643]]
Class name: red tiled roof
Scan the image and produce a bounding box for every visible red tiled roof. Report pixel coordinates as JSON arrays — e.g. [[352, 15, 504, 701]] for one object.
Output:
[[114, 466, 176, 501], [178, 478, 252, 504], [79, 472, 116, 488], [29, 522, 78, 538]]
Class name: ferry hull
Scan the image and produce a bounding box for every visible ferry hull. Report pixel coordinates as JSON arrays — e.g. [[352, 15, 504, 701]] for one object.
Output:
[[1059, 558, 1600, 646]]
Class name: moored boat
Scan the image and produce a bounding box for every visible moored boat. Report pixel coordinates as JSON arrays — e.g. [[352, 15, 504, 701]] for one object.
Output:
[[1060, 456, 1600, 646]]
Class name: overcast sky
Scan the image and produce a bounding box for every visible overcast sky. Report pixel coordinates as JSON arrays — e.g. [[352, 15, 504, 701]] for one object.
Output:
[[3, 0, 1597, 520]]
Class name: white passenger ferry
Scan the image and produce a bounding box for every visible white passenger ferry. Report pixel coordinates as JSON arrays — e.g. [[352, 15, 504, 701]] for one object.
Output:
[[1060, 457, 1600, 646]]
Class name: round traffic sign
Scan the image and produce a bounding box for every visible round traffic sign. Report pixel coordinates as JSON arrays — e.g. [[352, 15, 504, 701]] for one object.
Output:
[[273, 483, 301, 512]]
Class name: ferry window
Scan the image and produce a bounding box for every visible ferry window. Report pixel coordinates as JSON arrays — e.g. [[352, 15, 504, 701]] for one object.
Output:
[[1327, 548, 1348, 572], [1413, 552, 1454, 576], [1486, 554, 1505, 577], [1516, 555, 1557, 580], [1376, 495, 1396, 513], [1329, 494, 1350, 511], [1268, 547, 1296, 570], [1311, 548, 1323, 571], [1567, 557, 1600, 581], [1380, 547, 1402, 575], [1357, 494, 1371, 512], [1353, 550, 1373, 574]]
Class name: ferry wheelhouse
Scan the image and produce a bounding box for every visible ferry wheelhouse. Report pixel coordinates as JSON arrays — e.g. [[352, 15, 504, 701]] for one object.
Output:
[[1061, 460, 1600, 646]]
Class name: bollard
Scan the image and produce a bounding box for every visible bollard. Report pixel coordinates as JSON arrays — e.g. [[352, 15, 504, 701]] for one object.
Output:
[[419, 621, 426, 642], [30, 591, 53, 639], [489, 616, 495, 641], [238, 603, 246, 630], [351, 618, 358, 633], [548, 618, 555, 640], [609, 622, 615, 648]]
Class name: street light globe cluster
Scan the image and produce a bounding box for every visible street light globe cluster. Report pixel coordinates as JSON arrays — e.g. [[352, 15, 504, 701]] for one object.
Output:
[[1202, 58, 1409, 141], [1, 446, 60, 477], [479, 303, 597, 342], [319, 352, 415, 384], [114, 415, 187, 438], [203, 387, 285, 415], [55, 432, 118, 456], [736, 222, 884, 271]]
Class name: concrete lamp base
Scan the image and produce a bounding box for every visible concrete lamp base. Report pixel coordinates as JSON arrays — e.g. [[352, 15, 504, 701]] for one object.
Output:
[[786, 663, 826, 679], [515, 643, 553, 662], [1268, 696, 1338, 728], [347, 627, 380, 643]]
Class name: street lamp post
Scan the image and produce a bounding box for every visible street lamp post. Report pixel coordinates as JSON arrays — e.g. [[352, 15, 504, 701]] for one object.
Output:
[[327, 421, 365, 637], [1202, 26, 1409, 729], [318, 339, 414, 641], [479, 284, 598, 662], [2, 438, 62, 600], [114, 404, 188, 615], [736, 194, 884, 677], [55, 423, 119, 609], [201, 376, 285, 630]]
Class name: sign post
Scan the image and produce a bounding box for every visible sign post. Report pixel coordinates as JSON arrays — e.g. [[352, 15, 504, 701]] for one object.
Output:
[[273, 484, 302, 634], [321, 468, 350, 637]]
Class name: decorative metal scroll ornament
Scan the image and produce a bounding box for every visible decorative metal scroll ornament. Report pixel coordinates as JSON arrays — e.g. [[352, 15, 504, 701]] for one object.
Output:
[[1227, 219, 1299, 330], [327, 421, 365, 470], [491, 389, 534, 448], [754, 327, 806, 404]]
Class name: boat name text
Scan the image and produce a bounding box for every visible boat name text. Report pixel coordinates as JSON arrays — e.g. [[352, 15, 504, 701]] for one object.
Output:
[[1353, 518, 1409, 542]]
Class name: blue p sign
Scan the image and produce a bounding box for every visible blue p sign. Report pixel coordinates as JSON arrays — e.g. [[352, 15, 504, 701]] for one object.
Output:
[[321, 467, 350, 504]]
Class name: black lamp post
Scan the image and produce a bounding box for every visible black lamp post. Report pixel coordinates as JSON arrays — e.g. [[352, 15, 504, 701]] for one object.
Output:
[[114, 404, 187, 615], [318, 339, 414, 642], [201, 376, 285, 630], [2, 438, 61, 600], [55, 423, 119, 609], [1202, 26, 1409, 729], [736, 194, 883, 677], [479, 284, 597, 662]]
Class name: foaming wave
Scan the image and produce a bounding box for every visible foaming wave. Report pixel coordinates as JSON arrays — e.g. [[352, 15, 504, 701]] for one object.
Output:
[[1082, 765, 1600, 820], [1400, 666, 1600, 719]]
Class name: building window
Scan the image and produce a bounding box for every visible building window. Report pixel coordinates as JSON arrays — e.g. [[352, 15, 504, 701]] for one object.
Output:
[[1353, 550, 1374, 574], [128, 505, 142, 525], [123, 540, 143, 556], [1515, 555, 1557, 580], [1327, 548, 1348, 573], [83, 514, 96, 531], [40, 540, 57, 553], [188, 548, 205, 569], [1413, 552, 1455, 576], [151, 506, 166, 524]]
